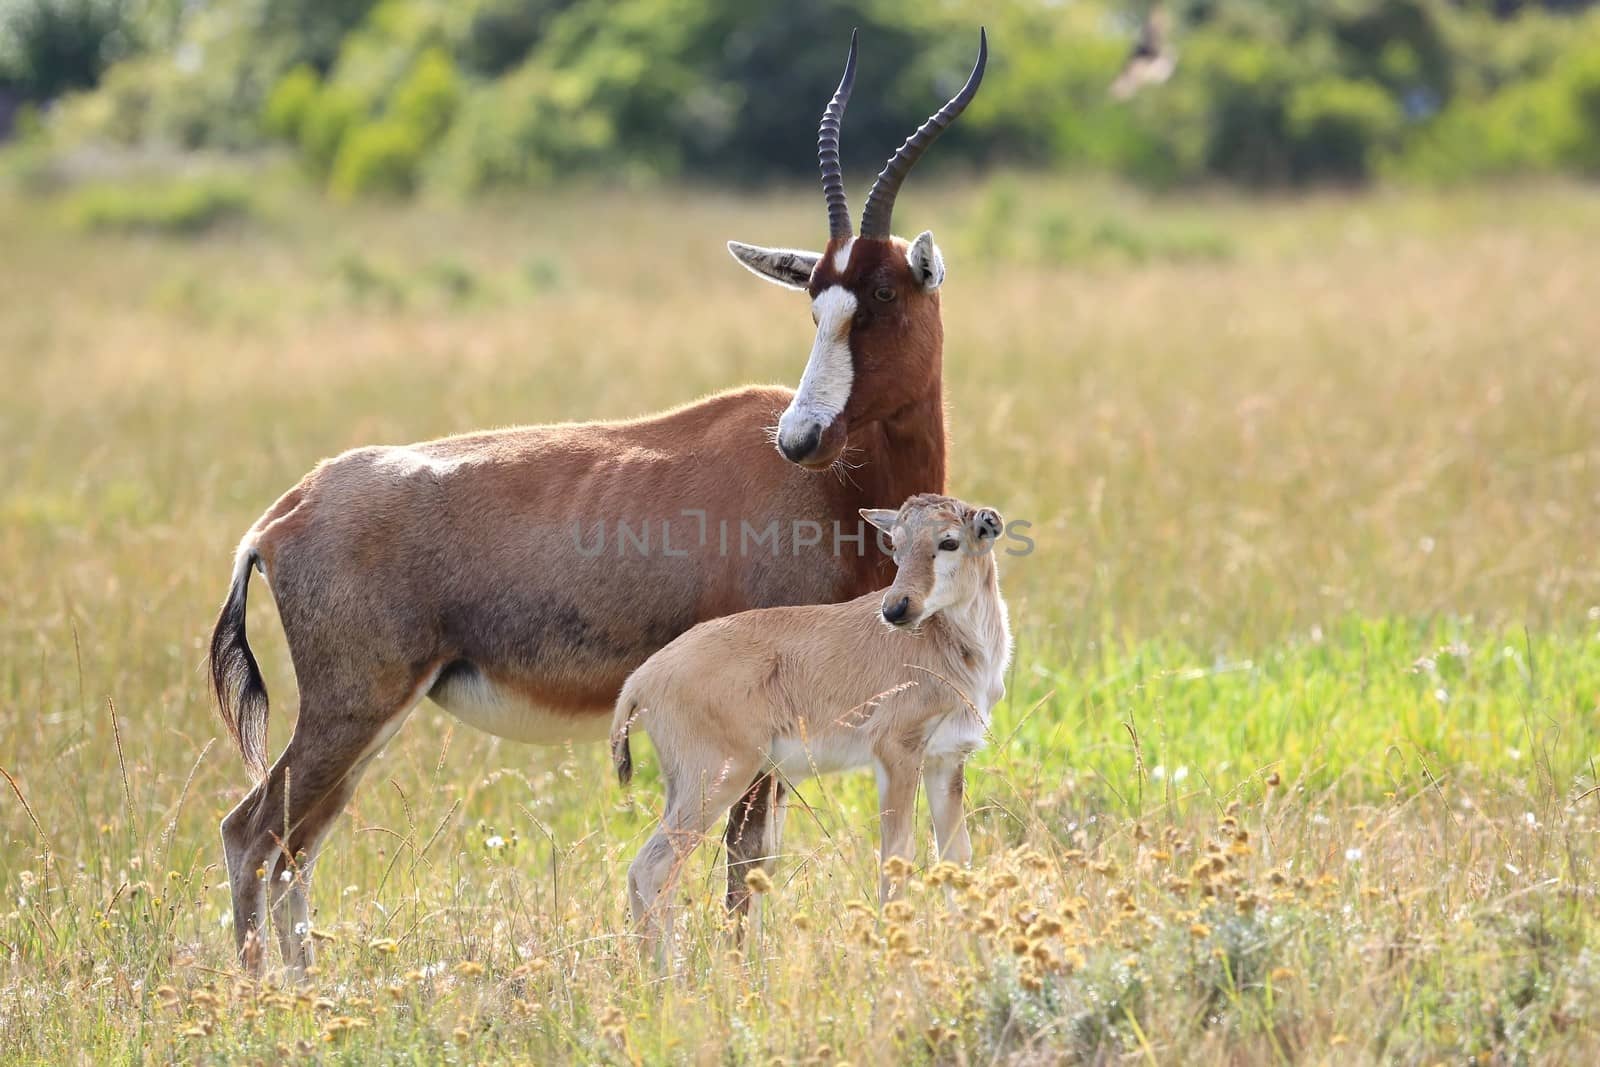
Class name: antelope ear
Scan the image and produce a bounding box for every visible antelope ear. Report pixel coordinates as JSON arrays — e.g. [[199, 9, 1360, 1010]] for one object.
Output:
[[906, 231, 945, 291], [859, 508, 899, 535], [968, 507, 1004, 542], [727, 241, 820, 290]]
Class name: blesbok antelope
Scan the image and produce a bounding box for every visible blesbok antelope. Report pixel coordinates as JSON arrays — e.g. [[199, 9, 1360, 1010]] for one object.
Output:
[[209, 30, 988, 973], [612, 493, 1012, 952]]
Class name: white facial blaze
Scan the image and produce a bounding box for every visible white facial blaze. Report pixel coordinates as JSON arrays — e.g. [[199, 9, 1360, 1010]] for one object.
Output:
[[832, 237, 855, 274], [778, 286, 856, 454]]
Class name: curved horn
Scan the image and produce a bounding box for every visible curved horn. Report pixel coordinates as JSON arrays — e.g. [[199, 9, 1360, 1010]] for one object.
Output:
[[820, 29, 858, 241], [859, 28, 987, 240]]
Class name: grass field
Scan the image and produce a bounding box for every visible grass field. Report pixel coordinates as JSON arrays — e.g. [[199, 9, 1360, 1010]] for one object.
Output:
[[2, 173, 1599, 1064]]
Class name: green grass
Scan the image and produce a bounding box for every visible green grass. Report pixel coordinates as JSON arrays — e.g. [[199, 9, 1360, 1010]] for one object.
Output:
[[1, 175, 1598, 1063], [60, 178, 254, 235]]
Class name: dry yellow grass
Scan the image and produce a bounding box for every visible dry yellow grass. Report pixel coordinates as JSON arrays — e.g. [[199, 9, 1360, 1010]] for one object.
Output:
[[1, 175, 1598, 1062]]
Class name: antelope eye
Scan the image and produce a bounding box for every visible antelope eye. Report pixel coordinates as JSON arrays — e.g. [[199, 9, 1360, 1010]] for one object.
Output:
[[874, 286, 896, 303], [938, 537, 960, 552]]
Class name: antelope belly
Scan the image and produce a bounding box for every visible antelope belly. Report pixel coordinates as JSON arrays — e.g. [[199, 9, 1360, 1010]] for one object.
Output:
[[428, 662, 610, 746], [925, 712, 988, 761], [769, 732, 872, 781]]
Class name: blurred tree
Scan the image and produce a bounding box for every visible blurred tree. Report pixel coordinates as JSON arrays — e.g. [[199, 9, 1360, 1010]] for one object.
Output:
[[0, 0, 129, 100], [458, 0, 572, 78], [14, 0, 1600, 191]]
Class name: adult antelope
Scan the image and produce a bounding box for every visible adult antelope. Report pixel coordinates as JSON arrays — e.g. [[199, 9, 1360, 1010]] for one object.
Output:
[[613, 494, 1012, 957], [209, 29, 987, 973]]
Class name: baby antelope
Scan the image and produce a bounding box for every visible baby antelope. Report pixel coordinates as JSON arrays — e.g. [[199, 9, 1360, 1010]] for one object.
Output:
[[612, 493, 1012, 949]]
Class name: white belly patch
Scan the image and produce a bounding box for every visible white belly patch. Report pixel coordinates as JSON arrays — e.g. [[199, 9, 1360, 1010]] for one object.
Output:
[[429, 668, 609, 746], [768, 731, 872, 781], [766, 706, 991, 781], [925, 710, 988, 761]]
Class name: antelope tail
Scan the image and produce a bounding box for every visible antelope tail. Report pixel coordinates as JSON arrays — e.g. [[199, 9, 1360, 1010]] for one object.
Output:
[[612, 699, 637, 786], [209, 546, 270, 782]]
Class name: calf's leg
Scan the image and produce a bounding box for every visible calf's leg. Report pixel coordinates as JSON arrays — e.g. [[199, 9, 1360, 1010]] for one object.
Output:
[[630, 756, 761, 963], [874, 758, 921, 904], [922, 757, 973, 865]]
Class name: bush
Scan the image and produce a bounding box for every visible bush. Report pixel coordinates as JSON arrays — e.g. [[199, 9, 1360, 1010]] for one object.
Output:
[[329, 117, 422, 198], [18, 0, 1600, 195], [297, 85, 364, 176], [15, 0, 379, 155], [0, 0, 128, 100], [64, 179, 252, 234], [311, 44, 460, 196], [1287, 77, 1402, 181], [263, 64, 321, 141], [1563, 47, 1600, 172], [430, 61, 618, 191], [1193, 37, 1308, 186], [268, 9, 462, 192], [1393, 42, 1600, 183], [458, 0, 550, 78], [389, 47, 459, 145]]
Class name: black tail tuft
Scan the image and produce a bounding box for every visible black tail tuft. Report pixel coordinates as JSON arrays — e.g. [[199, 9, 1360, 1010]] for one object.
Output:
[[612, 711, 634, 787], [210, 549, 270, 782]]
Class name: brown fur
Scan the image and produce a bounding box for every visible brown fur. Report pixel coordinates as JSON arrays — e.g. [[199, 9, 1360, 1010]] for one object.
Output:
[[612, 494, 1011, 954], [209, 247, 953, 974], [794, 236, 946, 469]]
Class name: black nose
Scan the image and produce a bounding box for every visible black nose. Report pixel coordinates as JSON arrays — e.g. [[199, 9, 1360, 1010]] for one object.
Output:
[[882, 596, 911, 625], [779, 423, 822, 464]]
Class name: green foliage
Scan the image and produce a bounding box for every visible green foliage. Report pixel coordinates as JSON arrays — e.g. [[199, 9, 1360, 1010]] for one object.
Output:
[[262, 63, 319, 141], [330, 117, 422, 198], [1562, 47, 1600, 170], [16, 0, 1600, 194], [30, 0, 377, 153], [296, 84, 363, 175], [1286, 77, 1402, 181], [430, 58, 618, 189], [1188, 36, 1310, 185], [389, 46, 459, 144], [63, 177, 251, 233], [1396, 75, 1579, 181], [457, 0, 557, 77], [1392, 22, 1600, 182], [0, 0, 128, 99], [314, 48, 459, 200], [267, 9, 468, 191]]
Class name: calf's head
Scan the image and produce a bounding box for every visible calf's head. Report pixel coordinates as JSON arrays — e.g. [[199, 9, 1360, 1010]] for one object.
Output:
[[862, 494, 1004, 629], [728, 30, 987, 469]]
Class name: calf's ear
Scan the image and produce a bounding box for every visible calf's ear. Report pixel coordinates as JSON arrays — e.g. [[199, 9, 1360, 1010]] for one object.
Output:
[[860, 508, 899, 535], [968, 507, 1004, 542]]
